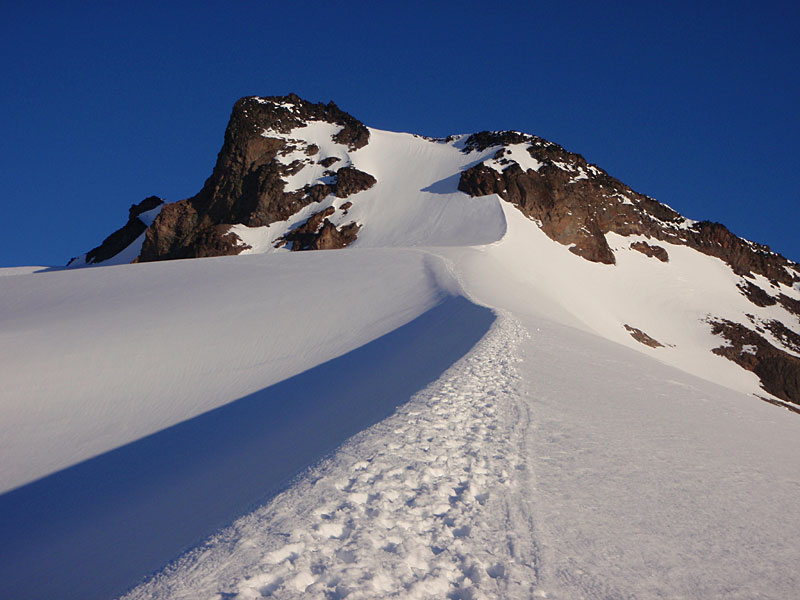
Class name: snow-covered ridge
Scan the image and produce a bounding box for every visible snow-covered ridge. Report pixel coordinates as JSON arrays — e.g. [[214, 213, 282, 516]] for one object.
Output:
[[0, 249, 471, 494], [122, 314, 534, 600]]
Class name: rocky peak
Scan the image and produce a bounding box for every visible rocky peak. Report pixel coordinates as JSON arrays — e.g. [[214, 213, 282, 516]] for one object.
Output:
[[137, 94, 374, 262], [231, 94, 370, 149]]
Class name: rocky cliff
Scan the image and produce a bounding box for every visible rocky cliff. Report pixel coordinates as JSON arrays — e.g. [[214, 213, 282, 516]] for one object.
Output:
[[136, 94, 375, 261]]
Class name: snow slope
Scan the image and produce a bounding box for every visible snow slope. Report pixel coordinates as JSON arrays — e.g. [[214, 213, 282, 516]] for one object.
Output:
[[0, 248, 470, 493], [117, 205, 800, 598], [518, 314, 800, 600], [230, 129, 507, 253], [120, 306, 800, 600], [442, 203, 789, 398], [0, 250, 495, 600], [208, 124, 799, 405], [122, 313, 534, 600]]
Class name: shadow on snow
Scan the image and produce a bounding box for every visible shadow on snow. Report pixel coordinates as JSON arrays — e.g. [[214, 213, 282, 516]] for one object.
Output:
[[0, 296, 494, 600]]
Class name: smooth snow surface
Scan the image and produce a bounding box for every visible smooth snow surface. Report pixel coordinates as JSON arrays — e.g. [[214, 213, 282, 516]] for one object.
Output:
[[121, 283, 800, 600], [0, 249, 458, 492], [520, 318, 800, 600]]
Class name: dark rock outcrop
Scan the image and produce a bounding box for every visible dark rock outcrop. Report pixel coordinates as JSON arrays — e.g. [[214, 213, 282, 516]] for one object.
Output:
[[458, 131, 800, 283], [738, 280, 778, 307], [779, 294, 800, 320], [334, 167, 376, 198], [276, 206, 360, 251], [624, 324, 664, 348], [763, 319, 800, 354], [462, 131, 535, 152], [687, 221, 795, 284], [709, 319, 800, 405], [631, 241, 669, 262], [137, 95, 372, 261], [276, 207, 335, 249], [84, 196, 164, 264], [757, 395, 800, 415], [310, 220, 361, 250], [458, 159, 619, 264]]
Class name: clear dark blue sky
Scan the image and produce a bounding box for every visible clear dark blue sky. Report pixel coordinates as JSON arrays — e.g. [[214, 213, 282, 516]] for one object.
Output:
[[2, 2, 798, 266]]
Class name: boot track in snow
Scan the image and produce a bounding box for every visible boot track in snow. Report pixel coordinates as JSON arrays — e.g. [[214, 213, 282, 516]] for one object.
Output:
[[123, 313, 536, 600]]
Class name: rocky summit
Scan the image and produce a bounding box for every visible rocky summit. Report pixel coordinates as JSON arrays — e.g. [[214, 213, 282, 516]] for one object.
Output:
[[72, 93, 800, 407]]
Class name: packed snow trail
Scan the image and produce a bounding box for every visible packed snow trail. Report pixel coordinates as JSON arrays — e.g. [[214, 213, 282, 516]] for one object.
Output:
[[122, 313, 536, 600]]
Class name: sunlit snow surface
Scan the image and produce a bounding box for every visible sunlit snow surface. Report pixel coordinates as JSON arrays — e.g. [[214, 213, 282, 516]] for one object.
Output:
[[2, 125, 800, 599]]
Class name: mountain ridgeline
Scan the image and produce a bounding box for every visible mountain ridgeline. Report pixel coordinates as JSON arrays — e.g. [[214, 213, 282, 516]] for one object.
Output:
[[74, 94, 800, 407]]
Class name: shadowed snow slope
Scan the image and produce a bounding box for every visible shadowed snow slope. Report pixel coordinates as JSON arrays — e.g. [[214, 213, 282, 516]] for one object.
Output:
[[121, 313, 533, 600], [0, 248, 470, 493], [0, 288, 494, 600]]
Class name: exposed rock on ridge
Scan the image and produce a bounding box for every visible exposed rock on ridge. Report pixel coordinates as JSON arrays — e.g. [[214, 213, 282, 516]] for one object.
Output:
[[624, 324, 665, 348], [631, 241, 669, 262], [456, 130, 800, 406], [83, 196, 164, 264], [458, 131, 800, 287], [276, 206, 361, 251], [138, 94, 373, 261], [710, 318, 800, 404]]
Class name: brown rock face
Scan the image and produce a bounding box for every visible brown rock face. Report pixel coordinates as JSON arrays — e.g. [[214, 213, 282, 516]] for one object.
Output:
[[737, 280, 778, 307], [458, 131, 800, 284], [737, 280, 800, 323], [310, 221, 361, 250], [276, 206, 360, 251], [458, 159, 619, 264], [709, 319, 800, 405], [138, 94, 372, 262], [84, 196, 164, 264], [624, 324, 664, 348], [763, 320, 800, 354], [631, 241, 669, 262], [779, 294, 800, 321], [319, 156, 340, 167], [686, 221, 796, 284], [334, 167, 377, 198]]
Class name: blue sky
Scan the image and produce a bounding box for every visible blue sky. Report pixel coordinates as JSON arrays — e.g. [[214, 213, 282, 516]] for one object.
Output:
[[2, 2, 798, 266]]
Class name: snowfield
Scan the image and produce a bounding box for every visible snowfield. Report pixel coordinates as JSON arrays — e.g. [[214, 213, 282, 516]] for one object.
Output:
[[2, 123, 800, 599]]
